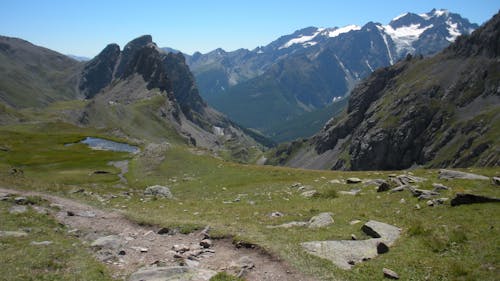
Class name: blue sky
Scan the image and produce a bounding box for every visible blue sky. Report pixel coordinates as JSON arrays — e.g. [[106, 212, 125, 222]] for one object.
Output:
[[0, 0, 498, 57]]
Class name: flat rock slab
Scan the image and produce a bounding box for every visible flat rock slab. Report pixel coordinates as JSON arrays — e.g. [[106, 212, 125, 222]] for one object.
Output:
[[308, 212, 334, 228], [128, 266, 216, 281], [302, 220, 401, 270], [0, 230, 28, 238], [438, 169, 489, 180]]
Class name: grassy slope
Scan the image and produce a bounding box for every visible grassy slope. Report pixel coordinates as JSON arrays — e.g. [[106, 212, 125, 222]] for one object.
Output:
[[0, 122, 499, 281]]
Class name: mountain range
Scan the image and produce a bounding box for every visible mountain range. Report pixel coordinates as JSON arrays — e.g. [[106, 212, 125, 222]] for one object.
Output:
[[267, 10, 499, 170], [176, 9, 478, 141]]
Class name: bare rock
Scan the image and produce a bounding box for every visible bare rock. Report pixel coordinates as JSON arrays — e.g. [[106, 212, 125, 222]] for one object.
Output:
[[14, 196, 27, 204], [339, 188, 361, 195], [432, 183, 450, 192], [300, 190, 318, 198], [451, 193, 500, 206], [199, 239, 212, 249], [377, 182, 391, 192], [269, 211, 284, 218], [128, 266, 216, 281], [492, 177, 500, 185], [346, 178, 362, 184], [376, 241, 389, 254], [9, 205, 27, 214], [383, 268, 400, 279], [91, 235, 122, 250], [361, 220, 401, 246], [438, 169, 489, 180], [308, 212, 334, 228], [267, 221, 308, 229], [144, 185, 173, 199], [30, 241, 53, 246], [0, 230, 28, 237]]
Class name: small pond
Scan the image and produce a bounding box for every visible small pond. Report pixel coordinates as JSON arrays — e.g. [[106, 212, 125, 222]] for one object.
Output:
[[79, 137, 140, 153]]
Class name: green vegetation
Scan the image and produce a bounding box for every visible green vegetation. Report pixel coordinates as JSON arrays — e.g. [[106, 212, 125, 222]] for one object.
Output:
[[0, 122, 499, 280], [209, 272, 245, 281]]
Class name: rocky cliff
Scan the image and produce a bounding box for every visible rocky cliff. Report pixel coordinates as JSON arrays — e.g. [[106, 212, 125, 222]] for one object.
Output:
[[270, 11, 500, 170]]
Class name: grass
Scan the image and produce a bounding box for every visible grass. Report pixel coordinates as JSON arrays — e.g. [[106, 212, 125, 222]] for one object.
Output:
[[0, 198, 113, 281], [0, 122, 499, 280]]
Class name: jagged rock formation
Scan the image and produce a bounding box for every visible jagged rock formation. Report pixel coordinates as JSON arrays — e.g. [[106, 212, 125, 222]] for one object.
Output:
[[269, 11, 500, 170]]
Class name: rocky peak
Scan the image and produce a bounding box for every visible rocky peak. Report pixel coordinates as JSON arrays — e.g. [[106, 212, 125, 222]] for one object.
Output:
[[115, 35, 154, 78]]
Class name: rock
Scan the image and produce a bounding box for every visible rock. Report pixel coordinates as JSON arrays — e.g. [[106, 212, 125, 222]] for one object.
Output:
[[350, 220, 362, 225], [32, 206, 48, 215], [383, 268, 400, 279], [346, 178, 362, 184], [329, 179, 342, 184], [436, 198, 449, 204], [339, 189, 361, 195], [399, 198, 406, 204], [300, 190, 318, 198], [270, 211, 284, 218], [415, 204, 421, 210], [351, 234, 357, 240], [118, 250, 126, 255], [432, 183, 450, 192], [426, 200, 434, 206], [30, 241, 53, 246], [492, 177, 500, 185], [172, 244, 190, 253], [308, 212, 334, 228], [376, 241, 389, 254], [396, 174, 426, 184], [438, 169, 489, 180], [67, 211, 75, 216], [199, 239, 212, 248], [231, 256, 254, 269], [144, 185, 173, 199], [361, 220, 401, 246], [0, 230, 28, 237], [450, 193, 500, 206], [377, 182, 391, 192], [49, 203, 64, 209], [389, 184, 413, 193], [91, 235, 122, 250], [157, 227, 170, 235], [128, 266, 216, 281], [14, 196, 27, 204], [267, 221, 309, 228], [364, 179, 387, 186], [184, 259, 200, 268], [9, 205, 27, 214], [77, 211, 96, 218]]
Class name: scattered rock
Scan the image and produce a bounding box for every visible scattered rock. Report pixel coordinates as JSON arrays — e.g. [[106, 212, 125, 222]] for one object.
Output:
[[438, 169, 489, 180], [91, 235, 122, 250], [426, 200, 434, 207], [77, 210, 96, 218], [350, 220, 362, 225], [157, 227, 170, 235], [432, 183, 450, 192], [396, 174, 426, 184], [351, 234, 357, 240], [0, 230, 28, 237], [436, 198, 449, 204], [172, 244, 190, 253], [377, 182, 391, 192], [199, 239, 212, 249], [492, 177, 500, 185], [308, 212, 334, 228], [339, 189, 361, 195], [346, 178, 362, 184], [361, 220, 401, 246], [67, 211, 75, 216], [128, 266, 216, 281], [415, 204, 421, 210], [118, 250, 126, 255], [49, 203, 64, 209], [329, 179, 342, 184], [9, 205, 28, 214], [408, 187, 439, 198], [383, 268, 400, 279], [451, 193, 500, 206], [144, 185, 173, 199], [14, 196, 27, 204], [389, 184, 413, 193], [376, 241, 389, 254], [30, 241, 53, 246], [267, 221, 309, 229], [270, 211, 284, 218], [300, 190, 318, 198], [399, 198, 406, 204]]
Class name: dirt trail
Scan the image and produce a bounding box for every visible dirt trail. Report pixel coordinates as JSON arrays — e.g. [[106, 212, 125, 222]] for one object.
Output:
[[0, 187, 316, 281]]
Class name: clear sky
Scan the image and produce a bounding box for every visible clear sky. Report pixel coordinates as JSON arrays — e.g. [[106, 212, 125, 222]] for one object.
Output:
[[0, 0, 498, 57]]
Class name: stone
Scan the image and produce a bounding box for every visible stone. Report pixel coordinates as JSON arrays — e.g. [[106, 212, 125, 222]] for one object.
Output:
[[199, 239, 212, 249], [346, 178, 362, 184], [432, 183, 450, 191], [438, 169, 489, 180], [450, 193, 500, 206], [128, 266, 216, 281], [426, 200, 434, 206], [144, 185, 173, 199], [14, 196, 27, 204], [396, 174, 426, 184], [308, 212, 334, 228], [436, 198, 449, 204], [399, 198, 406, 204], [9, 205, 28, 214], [91, 235, 122, 250], [376, 241, 389, 254], [339, 189, 361, 195], [231, 256, 255, 269], [172, 244, 190, 253], [50, 203, 64, 209], [408, 187, 439, 198], [300, 190, 318, 198], [351, 234, 357, 240], [157, 227, 170, 235], [492, 177, 500, 185], [266, 221, 307, 229], [270, 211, 284, 218], [329, 179, 342, 184], [350, 220, 362, 225], [361, 220, 401, 246], [377, 182, 391, 192], [67, 211, 75, 216], [0, 230, 28, 237], [383, 268, 400, 279], [415, 204, 421, 210], [30, 241, 53, 246]]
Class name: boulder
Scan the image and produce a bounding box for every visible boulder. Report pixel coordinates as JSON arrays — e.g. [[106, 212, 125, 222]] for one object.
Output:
[[9, 205, 28, 214], [14, 196, 27, 204], [451, 193, 500, 206], [300, 190, 318, 198], [492, 177, 500, 185], [308, 212, 334, 228], [144, 185, 173, 199], [383, 268, 400, 279], [377, 182, 391, 192], [376, 241, 389, 254], [91, 235, 122, 250], [128, 266, 216, 281], [361, 220, 401, 246], [432, 183, 450, 192], [346, 178, 362, 184], [438, 169, 489, 180], [199, 239, 212, 249]]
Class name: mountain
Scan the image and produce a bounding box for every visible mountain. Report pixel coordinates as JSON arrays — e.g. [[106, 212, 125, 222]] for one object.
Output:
[[0, 36, 83, 108], [67, 54, 91, 61], [185, 9, 478, 141], [267, 10, 500, 170], [0, 35, 268, 162]]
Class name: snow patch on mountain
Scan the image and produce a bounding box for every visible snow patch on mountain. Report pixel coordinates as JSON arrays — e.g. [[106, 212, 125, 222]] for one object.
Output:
[[327, 25, 361, 38], [382, 23, 433, 56], [279, 28, 325, 49], [446, 19, 462, 42], [392, 12, 409, 21]]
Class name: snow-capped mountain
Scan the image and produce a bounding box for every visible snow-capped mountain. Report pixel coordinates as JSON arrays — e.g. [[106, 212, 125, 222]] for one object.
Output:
[[180, 9, 478, 141]]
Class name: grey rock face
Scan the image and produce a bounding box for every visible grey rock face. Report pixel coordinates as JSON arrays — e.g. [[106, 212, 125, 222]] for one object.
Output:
[[144, 185, 173, 199], [128, 266, 216, 281]]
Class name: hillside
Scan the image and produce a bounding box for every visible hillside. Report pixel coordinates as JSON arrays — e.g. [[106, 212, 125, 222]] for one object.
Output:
[[269, 11, 500, 170], [185, 9, 478, 140]]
